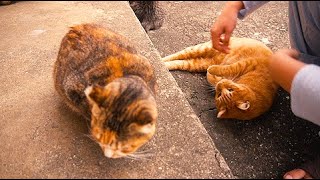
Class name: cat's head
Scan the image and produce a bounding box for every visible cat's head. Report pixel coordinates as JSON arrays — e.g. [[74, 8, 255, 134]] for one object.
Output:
[[84, 76, 157, 158], [213, 79, 258, 120]]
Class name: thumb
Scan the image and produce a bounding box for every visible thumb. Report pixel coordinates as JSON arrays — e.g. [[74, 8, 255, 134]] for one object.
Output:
[[281, 49, 300, 59]]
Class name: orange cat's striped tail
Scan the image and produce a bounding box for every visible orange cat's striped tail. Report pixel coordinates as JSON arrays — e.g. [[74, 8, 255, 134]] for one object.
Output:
[[161, 41, 215, 62], [161, 41, 226, 72]]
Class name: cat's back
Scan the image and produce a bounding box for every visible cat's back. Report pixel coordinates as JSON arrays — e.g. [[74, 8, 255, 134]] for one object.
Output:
[[53, 23, 140, 116], [219, 37, 273, 67], [229, 37, 271, 51], [228, 37, 272, 57], [55, 23, 137, 71], [54, 23, 139, 88]]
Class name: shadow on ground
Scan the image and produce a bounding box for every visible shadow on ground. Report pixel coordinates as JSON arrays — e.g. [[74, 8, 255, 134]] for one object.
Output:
[[148, 1, 320, 179]]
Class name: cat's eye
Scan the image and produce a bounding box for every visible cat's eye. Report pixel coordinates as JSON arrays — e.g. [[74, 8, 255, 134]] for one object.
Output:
[[217, 92, 221, 97], [228, 88, 233, 92]]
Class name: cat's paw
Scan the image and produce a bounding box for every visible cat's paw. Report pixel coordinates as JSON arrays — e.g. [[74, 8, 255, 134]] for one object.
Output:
[[207, 71, 222, 86], [129, 1, 165, 32]]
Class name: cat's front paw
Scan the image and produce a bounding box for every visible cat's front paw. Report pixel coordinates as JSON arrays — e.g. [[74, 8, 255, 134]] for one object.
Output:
[[129, 1, 165, 32], [206, 71, 222, 86]]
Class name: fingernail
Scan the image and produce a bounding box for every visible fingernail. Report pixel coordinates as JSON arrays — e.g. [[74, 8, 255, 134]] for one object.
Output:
[[284, 174, 293, 179]]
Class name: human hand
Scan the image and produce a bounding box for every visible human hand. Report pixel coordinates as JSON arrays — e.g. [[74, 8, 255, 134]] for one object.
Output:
[[273, 49, 300, 59], [210, 2, 244, 53], [269, 49, 305, 92]]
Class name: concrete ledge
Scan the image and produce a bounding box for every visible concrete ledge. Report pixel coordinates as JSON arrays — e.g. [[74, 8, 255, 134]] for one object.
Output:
[[0, 1, 234, 178]]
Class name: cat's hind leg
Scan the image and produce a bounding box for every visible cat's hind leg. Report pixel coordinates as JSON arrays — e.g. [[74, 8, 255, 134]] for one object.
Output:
[[162, 41, 214, 62]]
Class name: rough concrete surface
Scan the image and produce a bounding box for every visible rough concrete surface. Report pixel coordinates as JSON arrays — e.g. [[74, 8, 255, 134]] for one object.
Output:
[[0, 1, 233, 179], [148, 1, 320, 179]]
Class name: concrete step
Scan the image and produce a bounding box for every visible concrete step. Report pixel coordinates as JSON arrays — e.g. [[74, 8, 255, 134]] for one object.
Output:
[[0, 1, 233, 178]]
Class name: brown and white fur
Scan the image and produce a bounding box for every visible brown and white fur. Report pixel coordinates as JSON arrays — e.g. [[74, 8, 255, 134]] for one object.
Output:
[[162, 37, 278, 120], [53, 23, 158, 158]]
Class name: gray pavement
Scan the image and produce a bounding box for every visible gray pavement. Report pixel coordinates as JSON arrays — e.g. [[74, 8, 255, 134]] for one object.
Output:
[[0, 1, 233, 179], [148, 1, 320, 179]]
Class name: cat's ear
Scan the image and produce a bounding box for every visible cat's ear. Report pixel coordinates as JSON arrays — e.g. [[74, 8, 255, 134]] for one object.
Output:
[[84, 85, 105, 106], [217, 108, 226, 118], [237, 101, 250, 110]]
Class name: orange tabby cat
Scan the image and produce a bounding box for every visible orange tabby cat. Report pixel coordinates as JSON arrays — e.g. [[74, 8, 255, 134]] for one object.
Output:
[[162, 37, 278, 120], [53, 23, 158, 158]]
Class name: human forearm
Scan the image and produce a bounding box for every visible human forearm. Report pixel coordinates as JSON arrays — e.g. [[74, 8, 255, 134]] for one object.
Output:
[[210, 1, 244, 53], [269, 49, 320, 126], [269, 49, 305, 92], [223, 1, 244, 16], [238, 1, 269, 19]]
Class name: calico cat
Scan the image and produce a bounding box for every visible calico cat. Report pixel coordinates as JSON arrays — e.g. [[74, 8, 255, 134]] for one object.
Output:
[[53, 23, 158, 158], [129, 1, 164, 32], [162, 37, 278, 120]]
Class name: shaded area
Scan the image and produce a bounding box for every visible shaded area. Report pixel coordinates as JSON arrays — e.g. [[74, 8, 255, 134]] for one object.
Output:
[[148, 1, 320, 179]]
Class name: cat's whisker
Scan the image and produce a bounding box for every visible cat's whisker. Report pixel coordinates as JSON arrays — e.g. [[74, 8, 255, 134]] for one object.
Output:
[[83, 133, 101, 146], [123, 155, 139, 160], [127, 154, 152, 161], [83, 133, 94, 140], [207, 87, 215, 93], [128, 151, 154, 160], [132, 152, 154, 157], [125, 154, 145, 161], [133, 150, 154, 154]]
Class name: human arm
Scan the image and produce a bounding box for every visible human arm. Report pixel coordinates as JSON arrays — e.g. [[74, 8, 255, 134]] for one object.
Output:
[[210, 1, 244, 53], [238, 1, 269, 19], [269, 49, 320, 126], [210, 1, 269, 53]]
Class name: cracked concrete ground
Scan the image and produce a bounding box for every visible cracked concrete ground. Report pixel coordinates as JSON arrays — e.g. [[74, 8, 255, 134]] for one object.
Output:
[[148, 1, 320, 179]]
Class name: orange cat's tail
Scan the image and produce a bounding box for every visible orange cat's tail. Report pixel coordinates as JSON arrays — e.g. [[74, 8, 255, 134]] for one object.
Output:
[[161, 41, 215, 62]]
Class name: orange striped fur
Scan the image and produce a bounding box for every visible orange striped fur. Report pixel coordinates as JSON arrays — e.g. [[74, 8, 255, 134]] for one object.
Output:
[[162, 37, 278, 120]]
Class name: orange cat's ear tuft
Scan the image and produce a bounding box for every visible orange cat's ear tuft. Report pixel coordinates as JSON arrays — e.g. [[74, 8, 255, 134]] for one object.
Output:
[[84, 85, 105, 106], [237, 101, 250, 111], [217, 108, 226, 118]]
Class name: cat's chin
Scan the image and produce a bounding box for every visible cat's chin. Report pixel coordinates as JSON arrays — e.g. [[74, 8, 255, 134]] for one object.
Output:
[[103, 149, 126, 159]]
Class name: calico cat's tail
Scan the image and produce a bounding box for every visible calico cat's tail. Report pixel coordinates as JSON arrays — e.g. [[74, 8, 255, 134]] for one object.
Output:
[[161, 41, 216, 62]]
